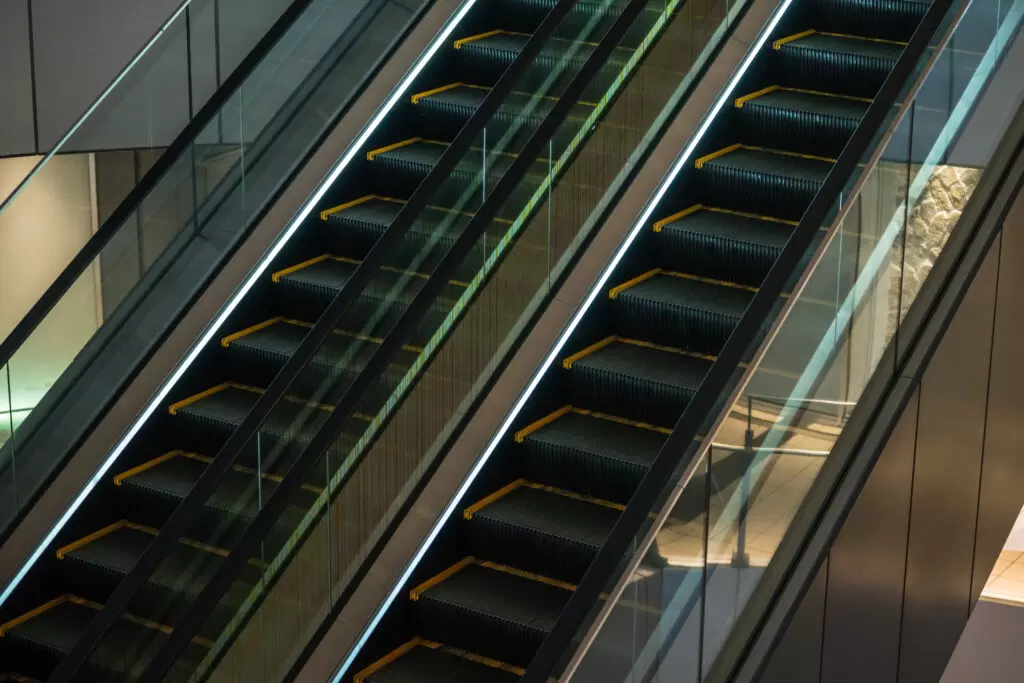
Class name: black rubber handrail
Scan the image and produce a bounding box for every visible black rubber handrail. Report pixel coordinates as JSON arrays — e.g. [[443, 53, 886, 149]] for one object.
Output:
[[519, 0, 955, 679], [47, 0, 602, 679], [138, 1, 657, 679], [713, 77, 1024, 683], [0, 0, 333, 372]]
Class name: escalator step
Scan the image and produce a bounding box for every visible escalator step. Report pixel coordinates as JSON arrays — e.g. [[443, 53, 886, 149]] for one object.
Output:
[[412, 559, 572, 667], [413, 83, 596, 124], [56, 521, 256, 637], [652, 205, 793, 287], [811, 0, 931, 43], [563, 337, 711, 427], [516, 407, 665, 503], [0, 596, 205, 679], [735, 86, 869, 157], [356, 638, 522, 683], [114, 450, 318, 523], [609, 270, 755, 353], [221, 317, 417, 405], [696, 145, 833, 220], [319, 196, 512, 262], [774, 30, 905, 98], [464, 481, 621, 583]]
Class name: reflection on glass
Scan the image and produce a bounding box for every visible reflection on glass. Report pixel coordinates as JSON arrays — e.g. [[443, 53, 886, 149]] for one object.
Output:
[[566, 0, 1022, 679]]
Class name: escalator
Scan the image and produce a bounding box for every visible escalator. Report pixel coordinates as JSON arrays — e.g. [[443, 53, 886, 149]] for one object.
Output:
[[0, 1, 688, 681], [340, 0, 943, 679]]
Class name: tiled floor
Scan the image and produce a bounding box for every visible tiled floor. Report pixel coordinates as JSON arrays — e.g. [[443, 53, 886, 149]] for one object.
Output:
[[984, 551, 1024, 605]]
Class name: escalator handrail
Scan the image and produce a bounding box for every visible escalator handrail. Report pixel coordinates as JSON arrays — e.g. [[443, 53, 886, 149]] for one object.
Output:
[[0, 0, 390, 373], [711, 82, 1024, 683], [519, 0, 956, 679], [138, 1, 661, 678], [46, 1, 602, 680]]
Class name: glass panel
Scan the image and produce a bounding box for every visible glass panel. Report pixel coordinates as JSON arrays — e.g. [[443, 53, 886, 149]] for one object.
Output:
[[117, 0, 760, 681], [567, 0, 1024, 677], [0, 0, 431, 539]]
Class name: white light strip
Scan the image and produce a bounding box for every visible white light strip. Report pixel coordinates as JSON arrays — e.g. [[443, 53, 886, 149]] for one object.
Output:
[[330, 0, 795, 678], [0, 0, 479, 610]]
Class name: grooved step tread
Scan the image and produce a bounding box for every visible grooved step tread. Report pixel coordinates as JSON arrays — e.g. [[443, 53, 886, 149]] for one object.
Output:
[[361, 641, 520, 683], [118, 451, 317, 519], [521, 409, 665, 471], [614, 272, 755, 322], [569, 340, 711, 394], [419, 562, 571, 632], [369, 139, 550, 179], [321, 196, 511, 243], [224, 318, 419, 371], [470, 485, 620, 551], [742, 88, 870, 121], [274, 256, 462, 305], [657, 207, 793, 250], [702, 147, 833, 182], [416, 84, 596, 121], [2, 598, 205, 672], [782, 32, 905, 62], [457, 31, 633, 65]]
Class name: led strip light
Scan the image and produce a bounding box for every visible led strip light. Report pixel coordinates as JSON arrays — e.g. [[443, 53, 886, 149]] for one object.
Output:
[[330, 0, 797, 678], [0, 0, 480, 610]]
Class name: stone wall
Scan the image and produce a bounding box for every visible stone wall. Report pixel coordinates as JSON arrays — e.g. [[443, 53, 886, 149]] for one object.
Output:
[[890, 164, 983, 331]]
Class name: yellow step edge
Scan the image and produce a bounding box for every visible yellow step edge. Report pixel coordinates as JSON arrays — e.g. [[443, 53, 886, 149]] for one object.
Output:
[[409, 557, 475, 600], [735, 85, 781, 108], [514, 405, 672, 442], [319, 194, 404, 221], [694, 143, 742, 169], [221, 316, 285, 348], [660, 269, 761, 293], [476, 558, 576, 592], [55, 521, 129, 559], [453, 29, 530, 50], [410, 82, 465, 104], [608, 269, 660, 299], [271, 254, 359, 283], [167, 382, 235, 416], [772, 28, 815, 49], [653, 204, 704, 232], [514, 405, 574, 442], [366, 137, 420, 161], [771, 86, 873, 104], [113, 450, 186, 486], [703, 205, 799, 226], [353, 638, 525, 681], [281, 318, 425, 355], [0, 595, 71, 635], [464, 479, 527, 519], [617, 337, 719, 363], [353, 638, 428, 682], [817, 30, 907, 46], [562, 336, 619, 369], [520, 481, 625, 512]]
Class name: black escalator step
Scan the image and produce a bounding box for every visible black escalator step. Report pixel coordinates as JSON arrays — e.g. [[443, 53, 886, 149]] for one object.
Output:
[[734, 86, 870, 157], [412, 558, 573, 667], [811, 0, 931, 43], [0, 596, 205, 678], [355, 638, 522, 683], [609, 270, 754, 353], [563, 337, 711, 427], [464, 481, 621, 583], [773, 30, 905, 98], [0, 675, 40, 682], [366, 138, 450, 178], [412, 83, 596, 124], [652, 205, 793, 286], [695, 145, 833, 220], [319, 196, 512, 260], [271, 254, 465, 343], [55, 521, 258, 635], [114, 450, 320, 523], [515, 407, 665, 503], [221, 317, 418, 404]]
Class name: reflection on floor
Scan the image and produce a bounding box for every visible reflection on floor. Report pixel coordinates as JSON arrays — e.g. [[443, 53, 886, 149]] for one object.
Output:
[[984, 551, 1024, 605]]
